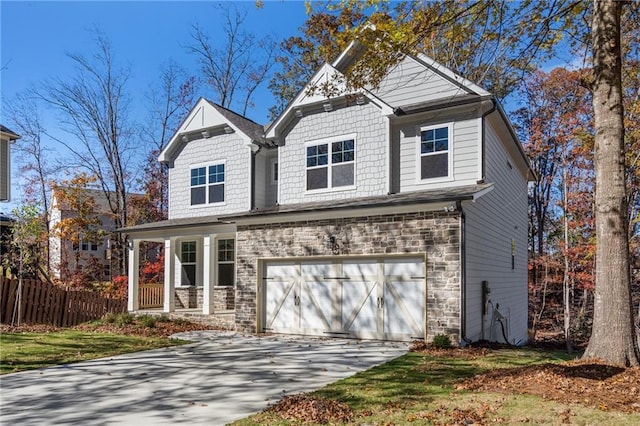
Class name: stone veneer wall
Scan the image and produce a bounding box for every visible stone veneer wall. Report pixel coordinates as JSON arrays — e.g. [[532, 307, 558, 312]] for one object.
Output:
[[235, 211, 461, 340], [174, 287, 235, 310]]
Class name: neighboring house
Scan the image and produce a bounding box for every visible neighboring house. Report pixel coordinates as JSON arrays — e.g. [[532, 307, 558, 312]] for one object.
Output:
[[122, 43, 534, 344], [0, 125, 20, 202], [49, 188, 138, 281]]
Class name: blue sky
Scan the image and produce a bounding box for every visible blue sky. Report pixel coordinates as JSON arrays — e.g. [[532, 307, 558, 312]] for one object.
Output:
[[0, 1, 309, 211]]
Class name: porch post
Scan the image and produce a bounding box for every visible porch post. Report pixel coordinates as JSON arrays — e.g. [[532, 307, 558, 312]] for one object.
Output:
[[163, 238, 176, 313], [203, 235, 214, 314], [127, 239, 140, 311]]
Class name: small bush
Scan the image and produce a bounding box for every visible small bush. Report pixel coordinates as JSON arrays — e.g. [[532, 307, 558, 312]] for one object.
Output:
[[432, 334, 453, 348], [171, 317, 191, 326], [115, 313, 135, 327], [155, 315, 171, 323], [102, 312, 118, 324], [137, 315, 157, 328]]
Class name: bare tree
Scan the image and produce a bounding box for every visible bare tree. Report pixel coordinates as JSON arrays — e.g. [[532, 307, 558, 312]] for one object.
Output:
[[186, 3, 277, 116], [36, 30, 135, 277], [3, 91, 59, 273], [138, 61, 196, 220]]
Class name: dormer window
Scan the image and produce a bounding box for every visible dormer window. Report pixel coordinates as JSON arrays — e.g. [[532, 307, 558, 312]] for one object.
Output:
[[190, 162, 225, 205], [305, 134, 356, 191], [419, 124, 452, 180]]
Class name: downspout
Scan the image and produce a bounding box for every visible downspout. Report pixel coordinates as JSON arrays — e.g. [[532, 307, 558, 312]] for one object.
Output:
[[250, 143, 262, 210], [479, 98, 497, 183], [458, 200, 470, 346]]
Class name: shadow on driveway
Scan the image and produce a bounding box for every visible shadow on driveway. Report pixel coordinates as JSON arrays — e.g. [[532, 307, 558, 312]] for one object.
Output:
[[0, 331, 408, 425]]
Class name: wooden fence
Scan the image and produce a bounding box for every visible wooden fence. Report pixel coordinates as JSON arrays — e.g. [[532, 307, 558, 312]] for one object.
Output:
[[0, 276, 127, 326], [139, 283, 164, 309]]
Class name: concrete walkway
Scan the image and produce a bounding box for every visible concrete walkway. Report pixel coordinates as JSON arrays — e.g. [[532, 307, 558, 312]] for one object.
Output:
[[0, 331, 408, 425]]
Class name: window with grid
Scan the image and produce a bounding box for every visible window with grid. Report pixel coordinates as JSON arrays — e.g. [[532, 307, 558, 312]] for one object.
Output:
[[420, 125, 450, 180], [181, 241, 197, 286], [217, 239, 235, 286], [306, 138, 355, 191], [190, 163, 225, 205]]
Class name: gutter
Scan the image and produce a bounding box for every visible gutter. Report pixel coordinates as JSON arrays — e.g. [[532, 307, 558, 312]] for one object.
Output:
[[479, 98, 497, 183], [250, 143, 262, 210]]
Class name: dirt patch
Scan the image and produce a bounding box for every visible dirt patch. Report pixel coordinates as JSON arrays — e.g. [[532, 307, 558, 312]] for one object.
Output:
[[266, 393, 353, 424], [410, 340, 493, 359], [456, 359, 640, 414]]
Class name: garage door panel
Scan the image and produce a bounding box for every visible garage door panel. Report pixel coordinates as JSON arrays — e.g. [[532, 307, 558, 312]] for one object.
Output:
[[342, 281, 378, 333], [383, 280, 425, 338], [266, 262, 298, 278], [265, 280, 297, 331], [300, 280, 333, 330], [384, 258, 424, 278], [342, 260, 377, 279], [301, 261, 333, 277]]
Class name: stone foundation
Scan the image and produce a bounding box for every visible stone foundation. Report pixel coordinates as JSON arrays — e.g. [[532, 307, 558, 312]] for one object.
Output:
[[174, 286, 235, 310], [235, 210, 461, 341]]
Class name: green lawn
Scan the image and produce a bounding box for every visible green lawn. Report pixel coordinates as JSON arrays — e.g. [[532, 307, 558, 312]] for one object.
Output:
[[0, 330, 188, 374], [235, 348, 640, 425]]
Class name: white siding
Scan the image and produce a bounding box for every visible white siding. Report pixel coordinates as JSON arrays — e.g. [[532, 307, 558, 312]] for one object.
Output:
[[278, 102, 387, 205], [395, 114, 480, 193], [373, 56, 468, 108], [463, 120, 529, 344], [168, 133, 251, 219], [253, 148, 278, 209]]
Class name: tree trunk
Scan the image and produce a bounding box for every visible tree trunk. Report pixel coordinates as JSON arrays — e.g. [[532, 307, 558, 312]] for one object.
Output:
[[583, 0, 639, 366], [562, 170, 573, 354]]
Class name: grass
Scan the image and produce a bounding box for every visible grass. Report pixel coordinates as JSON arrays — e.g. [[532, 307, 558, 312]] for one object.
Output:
[[234, 348, 640, 425], [0, 329, 189, 374]]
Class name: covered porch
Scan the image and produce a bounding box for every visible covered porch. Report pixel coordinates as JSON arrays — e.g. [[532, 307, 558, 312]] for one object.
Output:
[[121, 216, 237, 323]]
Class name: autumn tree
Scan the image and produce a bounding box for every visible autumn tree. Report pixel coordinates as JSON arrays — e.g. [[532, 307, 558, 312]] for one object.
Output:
[[50, 173, 108, 287], [187, 3, 277, 116], [37, 30, 134, 277]]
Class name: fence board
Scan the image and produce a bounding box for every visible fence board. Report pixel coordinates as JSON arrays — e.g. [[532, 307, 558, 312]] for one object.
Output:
[[0, 278, 126, 326]]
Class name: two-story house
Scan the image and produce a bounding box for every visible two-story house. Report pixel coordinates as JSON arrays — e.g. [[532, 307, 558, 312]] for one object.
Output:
[[122, 43, 534, 344]]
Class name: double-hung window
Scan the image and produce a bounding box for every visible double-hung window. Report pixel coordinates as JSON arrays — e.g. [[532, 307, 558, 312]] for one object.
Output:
[[217, 239, 235, 286], [181, 241, 197, 286], [306, 135, 355, 191], [190, 163, 225, 205], [419, 124, 451, 180]]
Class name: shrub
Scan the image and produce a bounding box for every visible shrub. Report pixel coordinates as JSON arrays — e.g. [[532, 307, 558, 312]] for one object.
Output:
[[172, 317, 190, 326], [114, 313, 135, 327], [432, 334, 453, 348], [137, 314, 157, 328], [102, 312, 118, 324]]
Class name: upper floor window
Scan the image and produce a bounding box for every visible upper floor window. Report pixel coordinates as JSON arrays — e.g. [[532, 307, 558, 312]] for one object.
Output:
[[191, 163, 225, 206], [306, 135, 355, 191], [419, 124, 451, 180]]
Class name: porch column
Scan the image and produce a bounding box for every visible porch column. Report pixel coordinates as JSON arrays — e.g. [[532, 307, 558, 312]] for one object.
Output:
[[127, 239, 140, 311], [163, 237, 176, 313], [203, 235, 214, 314]]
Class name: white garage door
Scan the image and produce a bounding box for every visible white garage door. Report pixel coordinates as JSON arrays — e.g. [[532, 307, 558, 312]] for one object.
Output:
[[261, 257, 426, 341]]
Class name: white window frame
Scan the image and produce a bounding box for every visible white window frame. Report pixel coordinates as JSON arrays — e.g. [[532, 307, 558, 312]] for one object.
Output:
[[180, 240, 198, 287], [189, 160, 227, 207], [416, 123, 454, 183], [304, 133, 357, 194]]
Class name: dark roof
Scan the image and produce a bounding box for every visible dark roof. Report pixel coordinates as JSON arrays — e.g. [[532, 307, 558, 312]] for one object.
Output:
[[221, 183, 494, 220], [0, 125, 20, 139], [206, 101, 267, 144], [119, 215, 221, 233]]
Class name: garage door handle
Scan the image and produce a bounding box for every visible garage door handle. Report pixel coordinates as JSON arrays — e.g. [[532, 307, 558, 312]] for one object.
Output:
[[294, 295, 300, 306], [411, 276, 425, 279], [377, 297, 384, 308]]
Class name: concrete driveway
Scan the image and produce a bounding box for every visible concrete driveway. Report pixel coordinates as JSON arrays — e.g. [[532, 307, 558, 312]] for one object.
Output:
[[0, 331, 408, 425]]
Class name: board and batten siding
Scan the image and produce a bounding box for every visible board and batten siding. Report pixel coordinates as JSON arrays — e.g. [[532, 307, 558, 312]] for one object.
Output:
[[168, 133, 251, 219], [394, 115, 480, 193], [278, 102, 387, 205], [372, 56, 469, 107], [462, 118, 529, 345]]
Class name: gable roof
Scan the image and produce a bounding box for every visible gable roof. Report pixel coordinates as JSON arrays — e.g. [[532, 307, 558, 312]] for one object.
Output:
[[159, 98, 268, 164], [0, 125, 20, 141]]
